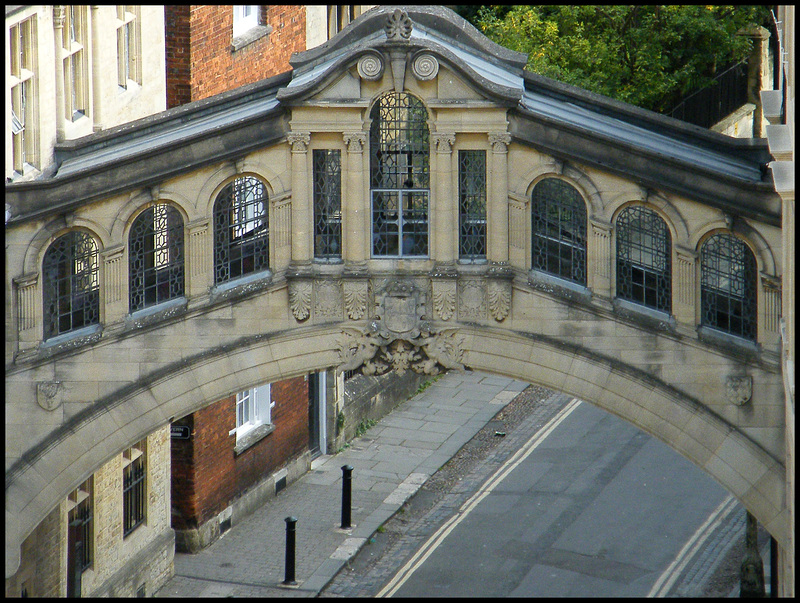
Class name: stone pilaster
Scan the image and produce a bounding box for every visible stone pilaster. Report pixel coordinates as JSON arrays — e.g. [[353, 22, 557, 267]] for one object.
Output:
[[589, 219, 612, 298], [508, 193, 528, 269], [52, 6, 66, 140], [432, 133, 456, 263], [343, 132, 367, 266], [288, 132, 311, 268], [187, 219, 210, 296], [487, 133, 511, 264], [761, 274, 781, 337], [100, 246, 126, 324], [15, 273, 39, 352], [674, 247, 697, 326]]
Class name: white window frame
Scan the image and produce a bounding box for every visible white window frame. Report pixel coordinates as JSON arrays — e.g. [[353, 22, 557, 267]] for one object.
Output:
[[116, 6, 141, 89], [235, 383, 273, 440], [9, 16, 38, 175], [63, 5, 88, 120], [233, 5, 260, 37]]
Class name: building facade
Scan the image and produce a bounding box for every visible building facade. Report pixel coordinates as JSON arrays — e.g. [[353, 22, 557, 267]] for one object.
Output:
[[5, 6, 794, 596], [5, 5, 167, 184]]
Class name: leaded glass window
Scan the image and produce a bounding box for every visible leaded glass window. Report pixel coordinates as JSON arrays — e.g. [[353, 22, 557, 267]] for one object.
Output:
[[701, 234, 756, 340], [369, 92, 430, 257], [313, 150, 342, 259], [459, 150, 487, 260], [213, 176, 269, 283], [616, 205, 671, 312], [42, 231, 100, 339], [129, 204, 184, 312], [531, 178, 587, 284]]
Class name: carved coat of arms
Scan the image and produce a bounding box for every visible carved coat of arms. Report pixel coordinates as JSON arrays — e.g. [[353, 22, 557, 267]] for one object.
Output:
[[337, 280, 464, 376]]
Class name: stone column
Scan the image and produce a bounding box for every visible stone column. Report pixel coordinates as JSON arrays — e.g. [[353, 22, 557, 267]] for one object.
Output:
[[343, 132, 368, 268], [432, 133, 456, 264], [53, 6, 66, 141], [673, 247, 697, 326], [487, 133, 511, 264], [288, 132, 311, 268]]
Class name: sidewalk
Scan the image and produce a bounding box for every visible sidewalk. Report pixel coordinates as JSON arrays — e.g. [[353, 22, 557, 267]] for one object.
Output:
[[155, 370, 529, 597]]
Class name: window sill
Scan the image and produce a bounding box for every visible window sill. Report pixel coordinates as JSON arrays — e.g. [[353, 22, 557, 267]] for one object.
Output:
[[231, 24, 272, 52], [126, 297, 188, 330], [210, 270, 272, 303], [234, 422, 275, 455], [697, 326, 760, 355], [40, 323, 102, 357], [529, 270, 592, 304], [613, 298, 675, 332]]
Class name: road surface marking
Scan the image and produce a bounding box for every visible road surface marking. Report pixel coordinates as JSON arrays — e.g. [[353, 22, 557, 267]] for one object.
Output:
[[647, 493, 738, 597], [377, 397, 582, 597]]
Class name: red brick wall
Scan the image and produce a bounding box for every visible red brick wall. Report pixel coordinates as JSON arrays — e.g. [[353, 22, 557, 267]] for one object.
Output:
[[185, 5, 307, 103], [170, 376, 309, 529], [164, 5, 191, 109]]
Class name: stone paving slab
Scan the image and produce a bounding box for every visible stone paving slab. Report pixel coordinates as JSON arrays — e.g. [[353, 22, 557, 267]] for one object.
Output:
[[155, 370, 529, 598]]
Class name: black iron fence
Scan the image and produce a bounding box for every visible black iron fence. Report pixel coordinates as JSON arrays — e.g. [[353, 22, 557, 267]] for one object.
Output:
[[667, 61, 749, 129]]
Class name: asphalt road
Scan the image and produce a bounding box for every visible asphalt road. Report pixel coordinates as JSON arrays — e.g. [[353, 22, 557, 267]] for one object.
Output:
[[382, 399, 733, 597]]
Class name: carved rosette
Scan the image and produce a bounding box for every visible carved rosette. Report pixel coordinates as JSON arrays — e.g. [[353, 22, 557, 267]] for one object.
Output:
[[487, 280, 512, 322], [458, 279, 486, 320], [315, 280, 342, 321], [411, 52, 439, 81], [288, 280, 312, 322], [337, 280, 465, 376], [726, 376, 753, 406], [357, 51, 385, 81]]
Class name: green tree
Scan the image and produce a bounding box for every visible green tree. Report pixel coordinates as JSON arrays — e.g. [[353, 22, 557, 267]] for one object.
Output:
[[456, 5, 772, 113]]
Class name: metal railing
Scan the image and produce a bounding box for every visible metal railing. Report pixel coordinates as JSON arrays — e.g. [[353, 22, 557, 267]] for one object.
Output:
[[668, 61, 749, 129]]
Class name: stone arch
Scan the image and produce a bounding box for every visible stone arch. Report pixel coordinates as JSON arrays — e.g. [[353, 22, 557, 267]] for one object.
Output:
[[22, 217, 109, 277], [609, 192, 690, 248], [110, 191, 192, 243], [692, 221, 778, 278], [5, 322, 787, 580], [198, 160, 282, 220]]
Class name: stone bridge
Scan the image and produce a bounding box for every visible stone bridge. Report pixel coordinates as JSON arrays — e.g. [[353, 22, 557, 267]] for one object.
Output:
[[5, 6, 788, 577]]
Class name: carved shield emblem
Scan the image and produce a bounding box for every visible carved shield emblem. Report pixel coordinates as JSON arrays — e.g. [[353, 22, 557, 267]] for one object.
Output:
[[726, 376, 752, 406], [384, 295, 417, 334]]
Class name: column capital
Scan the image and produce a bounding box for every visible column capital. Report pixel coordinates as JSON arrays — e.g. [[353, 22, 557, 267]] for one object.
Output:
[[488, 132, 511, 153], [433, 133, 455, 154], [343, 132, 367, 154], [287, 132, 311, 153]]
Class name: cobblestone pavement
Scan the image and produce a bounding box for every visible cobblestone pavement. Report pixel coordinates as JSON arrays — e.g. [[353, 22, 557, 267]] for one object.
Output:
[[320, 385, 772, 598]]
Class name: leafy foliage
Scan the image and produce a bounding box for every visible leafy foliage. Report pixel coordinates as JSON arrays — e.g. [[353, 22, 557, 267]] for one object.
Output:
[[455, 5, 772, 113]]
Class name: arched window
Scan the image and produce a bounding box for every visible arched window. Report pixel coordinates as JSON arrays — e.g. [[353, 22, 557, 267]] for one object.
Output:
[[616, 205, 671, 312], [369, 92, 429, 257], [213, 176, 269, 284], [129, 204, 184, 312], [531, 178, 587, 284], [42, 231, 99, 339], [700, 234, 757, 340]]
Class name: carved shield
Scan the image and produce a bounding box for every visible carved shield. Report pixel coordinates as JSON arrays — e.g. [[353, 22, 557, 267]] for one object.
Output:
[[384, 295, 417, 334]]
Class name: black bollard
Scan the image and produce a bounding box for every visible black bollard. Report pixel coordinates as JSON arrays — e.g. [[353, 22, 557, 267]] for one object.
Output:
[[283, 516, 297, 585], [341, 465, 353, 529]]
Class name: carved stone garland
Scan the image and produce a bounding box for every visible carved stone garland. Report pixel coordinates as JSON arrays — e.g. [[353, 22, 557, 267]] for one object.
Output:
[[337, 280, 465, 376]]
